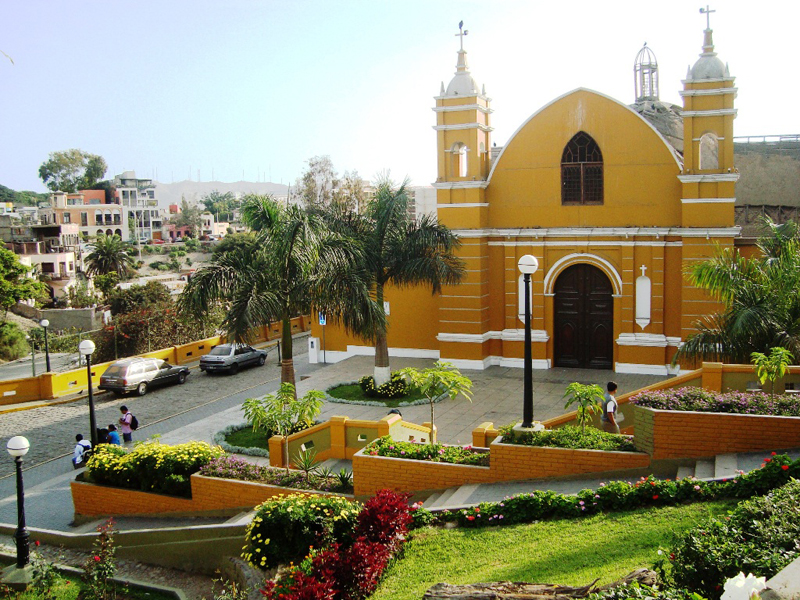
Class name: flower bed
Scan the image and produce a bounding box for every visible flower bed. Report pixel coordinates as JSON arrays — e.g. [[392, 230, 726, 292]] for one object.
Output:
[[632, 387, 800, 416], [365, 436, 489, 466], [324, 381, 441, 407], [409, 452, 800, 530], [498, 425, 638, 452], [199, 455, 353, 494]]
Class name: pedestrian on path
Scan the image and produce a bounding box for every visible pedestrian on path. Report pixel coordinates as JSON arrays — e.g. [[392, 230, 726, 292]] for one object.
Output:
[[107, 424, 121, 445], [72, 434, 92, 469], [119, 406, 133, 443], [601, 381, 620, 434]]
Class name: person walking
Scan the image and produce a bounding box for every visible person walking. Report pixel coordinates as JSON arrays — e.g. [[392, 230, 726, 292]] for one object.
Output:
[[601, 381, 620, 434], [119, 405, 134, 443], [72, 434, 92, 469], [107, 424, 121, 445]]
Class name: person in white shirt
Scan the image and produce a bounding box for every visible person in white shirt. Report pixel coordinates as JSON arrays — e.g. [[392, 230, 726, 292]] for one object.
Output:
[[72, 434, 92, 469], [601, 381, 620, 434]]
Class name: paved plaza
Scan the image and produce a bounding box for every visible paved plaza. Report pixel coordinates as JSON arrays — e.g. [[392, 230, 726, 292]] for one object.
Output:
[[0, 347, 669, 534]]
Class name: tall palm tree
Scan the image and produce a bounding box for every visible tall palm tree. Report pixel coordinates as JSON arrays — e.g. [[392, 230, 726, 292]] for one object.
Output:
[[177, 194, 382, 388], [674, 218, 800, 365], [319, 178, 465, 385], [84, 234, 136, 279]]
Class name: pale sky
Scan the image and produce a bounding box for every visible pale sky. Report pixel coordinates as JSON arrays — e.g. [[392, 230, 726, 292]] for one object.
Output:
[[1, 0, 798, 193]]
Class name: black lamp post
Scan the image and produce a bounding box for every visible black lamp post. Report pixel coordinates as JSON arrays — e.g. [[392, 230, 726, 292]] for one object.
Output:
[[6, 436, 30, 569], [79, 340, 98, 448], [518, 255, 539, 428], [39, 319, 50, 373]]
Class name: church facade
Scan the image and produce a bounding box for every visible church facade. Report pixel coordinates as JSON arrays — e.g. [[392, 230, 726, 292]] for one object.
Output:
[[311, 20, 739, 376]]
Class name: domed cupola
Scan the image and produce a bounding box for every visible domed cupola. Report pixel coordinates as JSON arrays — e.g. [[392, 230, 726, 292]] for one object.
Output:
[[634, 43, 659, 102], [443, 22, 482, 97], [688, 7, 728, 80]]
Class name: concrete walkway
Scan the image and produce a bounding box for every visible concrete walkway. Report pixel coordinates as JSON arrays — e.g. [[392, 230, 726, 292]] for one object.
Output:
[[0, 351, 668, 534]]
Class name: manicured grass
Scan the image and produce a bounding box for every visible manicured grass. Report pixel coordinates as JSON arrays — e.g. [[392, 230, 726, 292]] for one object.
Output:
[[374, 499, 738, 600], [327, 383, 426, 407], [226, 426, 270, 450]]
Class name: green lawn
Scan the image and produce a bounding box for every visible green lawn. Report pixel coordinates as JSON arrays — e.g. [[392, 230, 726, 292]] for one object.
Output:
[[374, 499, 738, 600], [226, 426, 270, 450], [327, 384, 426, 407]]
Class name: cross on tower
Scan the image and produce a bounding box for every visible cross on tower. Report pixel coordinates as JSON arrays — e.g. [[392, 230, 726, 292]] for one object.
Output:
[[455, 21, 469, 51], [640, 265, 648, 277], [700, 5, 716, 30]]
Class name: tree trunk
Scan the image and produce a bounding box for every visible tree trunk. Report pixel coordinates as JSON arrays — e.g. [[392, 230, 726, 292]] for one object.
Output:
[[374, 283, 391, 386], [281, 313, 295, 393]]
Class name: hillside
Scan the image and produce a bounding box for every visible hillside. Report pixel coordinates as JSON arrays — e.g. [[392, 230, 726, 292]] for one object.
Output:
[[153, 180, 289, 209]]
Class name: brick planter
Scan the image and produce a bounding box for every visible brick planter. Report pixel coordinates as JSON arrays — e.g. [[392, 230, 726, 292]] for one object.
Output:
[[71, 473, 354, 518], [633, 404, 800, 459]]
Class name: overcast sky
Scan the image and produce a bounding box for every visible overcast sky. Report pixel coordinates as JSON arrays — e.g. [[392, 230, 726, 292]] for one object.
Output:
[[1, 0, 797, 193]]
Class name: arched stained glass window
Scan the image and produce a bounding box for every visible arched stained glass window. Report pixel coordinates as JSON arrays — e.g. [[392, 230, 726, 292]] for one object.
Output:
[[561, 132, 603, 205]]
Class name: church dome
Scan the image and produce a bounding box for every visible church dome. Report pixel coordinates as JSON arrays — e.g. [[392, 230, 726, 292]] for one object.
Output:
[[688, 29, 727, 80], [444, 49, 481, 96]]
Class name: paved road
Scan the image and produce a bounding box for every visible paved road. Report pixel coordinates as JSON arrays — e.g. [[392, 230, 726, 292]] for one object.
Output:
[[0, 355, 293, 480], [0, 353, 76, 381]]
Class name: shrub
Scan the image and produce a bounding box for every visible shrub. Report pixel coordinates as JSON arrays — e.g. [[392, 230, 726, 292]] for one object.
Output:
[[365, 436, 489, 466], [0, 321, 31, 361], [668, 478, 800, 599], [497, 424, 639, 452], [631, 387, 800, 416], [589, 583, 703, 600], [244, 494, 360, 569], [86, 441, 224, 496], [355, 489, 412, 546], [359, 374, 407, 398]]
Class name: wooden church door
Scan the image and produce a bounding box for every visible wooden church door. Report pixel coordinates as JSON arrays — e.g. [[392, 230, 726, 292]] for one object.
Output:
[[553, 264, 613, 369]]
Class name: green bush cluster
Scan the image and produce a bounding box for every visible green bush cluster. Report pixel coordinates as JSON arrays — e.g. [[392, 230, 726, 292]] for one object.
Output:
[[85, 441, 224, 497], [365, 436, 489, 466], [498, 424, 639, 452], [243, 493, 361, 569], [589, 583, 704, 600], [410, 452, 800, 530], [0, 321, 31, 361], [666, 478, 800, 599], [358, 374, 408, 399]]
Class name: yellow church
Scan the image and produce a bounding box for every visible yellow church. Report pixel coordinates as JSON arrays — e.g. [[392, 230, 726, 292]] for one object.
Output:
[[312, 17, 738, 376]]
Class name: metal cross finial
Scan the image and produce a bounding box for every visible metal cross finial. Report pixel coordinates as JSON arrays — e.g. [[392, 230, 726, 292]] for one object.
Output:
[[640, 265, 648, 277], [700, 5, 716, 29], [456, 20, 469, 51]]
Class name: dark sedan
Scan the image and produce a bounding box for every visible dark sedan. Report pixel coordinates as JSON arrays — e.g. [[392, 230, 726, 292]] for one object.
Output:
[[99, 357, 190, 396]]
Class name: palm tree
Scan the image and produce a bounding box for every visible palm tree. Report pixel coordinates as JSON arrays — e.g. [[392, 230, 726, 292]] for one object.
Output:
[[84, 234, 136, 279], [177, 195, 382, 388], [674, 218, 800, 365], [319, 178, 465, 385]]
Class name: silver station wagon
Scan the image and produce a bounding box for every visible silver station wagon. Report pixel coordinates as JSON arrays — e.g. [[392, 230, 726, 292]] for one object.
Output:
[[199, 343, 268, 374], [98, 357, 190, 397]]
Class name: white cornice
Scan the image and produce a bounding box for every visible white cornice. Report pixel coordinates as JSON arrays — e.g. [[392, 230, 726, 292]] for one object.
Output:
[[682, 76, 735, 84], [432, 104, 493, 114], [433, 181, 489, 190], [451, 226, 740, 239], [681, 197, 736, 204], [432, 123, 494, 132], [437, 203, 489, 208], [434, 93, 491, 102], [678, 173, 740, 183], [679, 87, 738, 97], [680, 108, 738, 117], [616, 333, 669, 347], [437, 329, 549, 344]]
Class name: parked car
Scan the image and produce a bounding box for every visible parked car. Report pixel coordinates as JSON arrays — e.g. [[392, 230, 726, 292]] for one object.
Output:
[[199, 343, 268, 374], [98, 357, 189, 397]]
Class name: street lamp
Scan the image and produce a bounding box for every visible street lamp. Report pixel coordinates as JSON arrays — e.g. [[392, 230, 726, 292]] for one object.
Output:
[[518, 255, 539, 429], [39, 319, 50, 373], [79, 340, 98, 448], [6, 436, 30, 569]]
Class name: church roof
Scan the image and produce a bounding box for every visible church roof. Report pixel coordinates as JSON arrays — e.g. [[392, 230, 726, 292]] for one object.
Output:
[[629, 100, 684, 154], [445, 49, 481, 96], [688, 28, 728, 80]]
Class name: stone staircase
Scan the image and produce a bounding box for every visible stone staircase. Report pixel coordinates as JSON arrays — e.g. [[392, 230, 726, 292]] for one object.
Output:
[[676, 453, 739, 481], [423, 484, 482, 510]]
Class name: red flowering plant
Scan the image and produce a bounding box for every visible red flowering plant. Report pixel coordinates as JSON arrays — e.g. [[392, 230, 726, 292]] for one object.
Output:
[[82, 518, 120, 600]]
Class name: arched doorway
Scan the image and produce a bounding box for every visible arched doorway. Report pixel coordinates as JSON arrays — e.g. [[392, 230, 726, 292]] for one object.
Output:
[[553, 264, 613, 369]]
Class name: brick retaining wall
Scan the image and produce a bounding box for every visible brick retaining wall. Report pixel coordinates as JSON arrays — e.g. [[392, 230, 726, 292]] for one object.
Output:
[[633, 405, 800, 459]]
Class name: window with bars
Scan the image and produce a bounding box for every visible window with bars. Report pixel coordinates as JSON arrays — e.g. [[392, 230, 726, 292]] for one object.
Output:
[[561, 132, 603, 205]]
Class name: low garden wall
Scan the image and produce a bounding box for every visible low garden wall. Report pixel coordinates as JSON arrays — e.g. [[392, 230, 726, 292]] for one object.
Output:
[[353, 436, 650, 497], [72, 472, 354, 518], [633, 404, 800, 459]]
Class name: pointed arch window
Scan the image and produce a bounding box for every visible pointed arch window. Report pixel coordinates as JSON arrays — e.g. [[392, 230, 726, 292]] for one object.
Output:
[[561, 132, 604, 205]]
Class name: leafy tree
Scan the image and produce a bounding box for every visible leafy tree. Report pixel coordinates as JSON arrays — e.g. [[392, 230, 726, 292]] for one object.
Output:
[[0, 321, 31, 361], [674, 218, 800, 365], [294, 155, 336, 207], [94, 271, 120, 300], [211, 232, 257, 257], [0, 247, 47, 319], [38, 149, 107, 193], [332, 170, 367, 213], [751, 347, 794, 399], [178, 194, 382, 389], [563, 382, 604, 434], [173, 197, 203, 237], [201, 190, 239, 222], [85, 235, 137, 279], [242, 382, 325, 471], [319, 177, 465, 385], [0, 184, 48, 207], [397, 361, 472, 444], [107, 281, 171, 315]]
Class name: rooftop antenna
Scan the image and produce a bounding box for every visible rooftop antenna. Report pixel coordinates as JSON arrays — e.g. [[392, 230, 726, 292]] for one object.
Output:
[[456, 20, 468, 50]]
